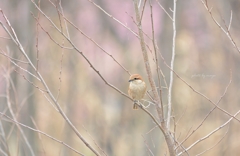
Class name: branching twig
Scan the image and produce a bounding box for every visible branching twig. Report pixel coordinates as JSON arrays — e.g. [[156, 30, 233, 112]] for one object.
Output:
[[0, 121, 10, 156], [0, 49, 29, 64], [155, 0, 173, 20], [175, 70, 232, 151], [47, 0, 131, 75], [139, 0, 147, 23], [58, 0, 70, 39], [1, 8, 101, 156], [195, 125, 229, 156], [158, 48, 240, 122], [30, 0, 132, 101], [133, 0, 175, 155], [149, 0, 162, 101], [142, 135, 154, 156], [201, 0, 240, 53], [0, 112, 85, 156], [87, 0, 138, 37], [30, 12, 73, 50], [4, 69, 35, 156], [30, 117, 46, 156], [82, 125, 108, 156], [177, 113, 236, 155], [133, 0, 162, 123]]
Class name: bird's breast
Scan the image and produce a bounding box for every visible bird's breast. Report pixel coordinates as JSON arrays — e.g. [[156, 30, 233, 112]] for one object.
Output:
[[128, 81, 146, 100]]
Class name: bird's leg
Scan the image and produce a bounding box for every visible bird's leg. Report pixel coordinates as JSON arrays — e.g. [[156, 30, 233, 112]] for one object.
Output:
[[133, 100, 138, 109]]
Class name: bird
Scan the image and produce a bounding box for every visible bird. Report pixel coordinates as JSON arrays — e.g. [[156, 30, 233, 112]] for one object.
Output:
[[128, 74, 147, 109]]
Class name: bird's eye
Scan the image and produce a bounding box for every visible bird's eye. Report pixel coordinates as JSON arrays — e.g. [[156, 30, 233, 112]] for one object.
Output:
[[134, 78, 137, 80]]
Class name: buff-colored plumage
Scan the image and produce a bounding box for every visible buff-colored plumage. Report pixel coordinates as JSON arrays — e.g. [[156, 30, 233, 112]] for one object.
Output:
[[128, 74, 147, 109]]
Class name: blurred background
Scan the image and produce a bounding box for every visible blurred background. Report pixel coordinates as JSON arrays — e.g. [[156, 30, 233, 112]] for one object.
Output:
[[1, 0, 240, 155]]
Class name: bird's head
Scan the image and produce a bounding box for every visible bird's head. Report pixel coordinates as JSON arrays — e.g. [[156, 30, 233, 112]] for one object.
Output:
[[128, 74, 144, 83]]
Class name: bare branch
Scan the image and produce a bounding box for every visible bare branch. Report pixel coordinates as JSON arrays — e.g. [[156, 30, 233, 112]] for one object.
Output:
[[4, 69, 35, 156], [35, 0, 41, 71], [58, 0, 70, 39], [139, 0, 147, 23], [56, 40, 64, 101], [0, 121, 10, 156], [87, 0, 138, 37], [0, 112, 85, 156], [30, 12, 73, 50], [133, 0, 175, 155], [142, 135, 154, 156], [201, 0, 240, 53], [155, 0, 173, 20], [0, 36, 11, 40], [30, 0, 132, 101], [167, 0, 177, 130], [149, 0, 162, 98], [30, 117, 46, 156], [175, 70, 232, 152], [133, 0, 162, 122], [158, 50, 240, 122], [177, 115, 234, 155], [48, 0, 132, 75], [0, 49, 29, 64], [1, 7, 101, 156], [195, 125, 229, 156], [82, 125, 108, 156], [228, 10, 232, 31]]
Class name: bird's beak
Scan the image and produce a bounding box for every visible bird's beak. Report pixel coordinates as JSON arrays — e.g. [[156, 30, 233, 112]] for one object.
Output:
[[128, 79, 133, 82]]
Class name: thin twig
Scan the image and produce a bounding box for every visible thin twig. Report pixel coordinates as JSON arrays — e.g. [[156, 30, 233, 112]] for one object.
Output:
[[0, 121, 10, 156], [177, 113, 236, 155], [133, 0, 162, 123], [139, 0, 147, 23], [4, 69, 35, 156], [82, 125, 108, 156], [48, 0, 131, 75], [36, 0, 40, 71], [195, 125, 229, 156], [167, 0, 177, 130], [30, 12, 73, 50], [55, 0, 63, 32], [0, 36, 11, 40], [30, 117, 46, 156], [0, 112, 85, 156], [175, 70, 232, 151], [138, 105, 164, 133], [0, 50, 29, 64], [59, 0, 70, 39], [155, 0, 173, 20], [228, 10, 232, 31], [14, 69, 47, 92], [1, 8, 101, 156], [149, 0, 164, 114], [142, 135, 154, 156], [133, 0, 175, 155], [158, 50, 240, 122], [30, 0, 132, 101], [56, 39, 64, 101], [201, 0, 240, 53], [87, 0, 138, 37]]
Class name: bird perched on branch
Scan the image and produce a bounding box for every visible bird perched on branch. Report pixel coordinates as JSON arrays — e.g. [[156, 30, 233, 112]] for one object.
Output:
[[128, 74, 147, 109]]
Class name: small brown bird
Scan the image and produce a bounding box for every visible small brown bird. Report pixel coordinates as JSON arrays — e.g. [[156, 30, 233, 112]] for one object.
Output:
[[128, 74, 147, 109]]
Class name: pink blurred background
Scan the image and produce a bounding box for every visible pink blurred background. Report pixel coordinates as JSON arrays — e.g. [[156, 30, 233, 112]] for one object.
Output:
[[1, 0, 240, 155]]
